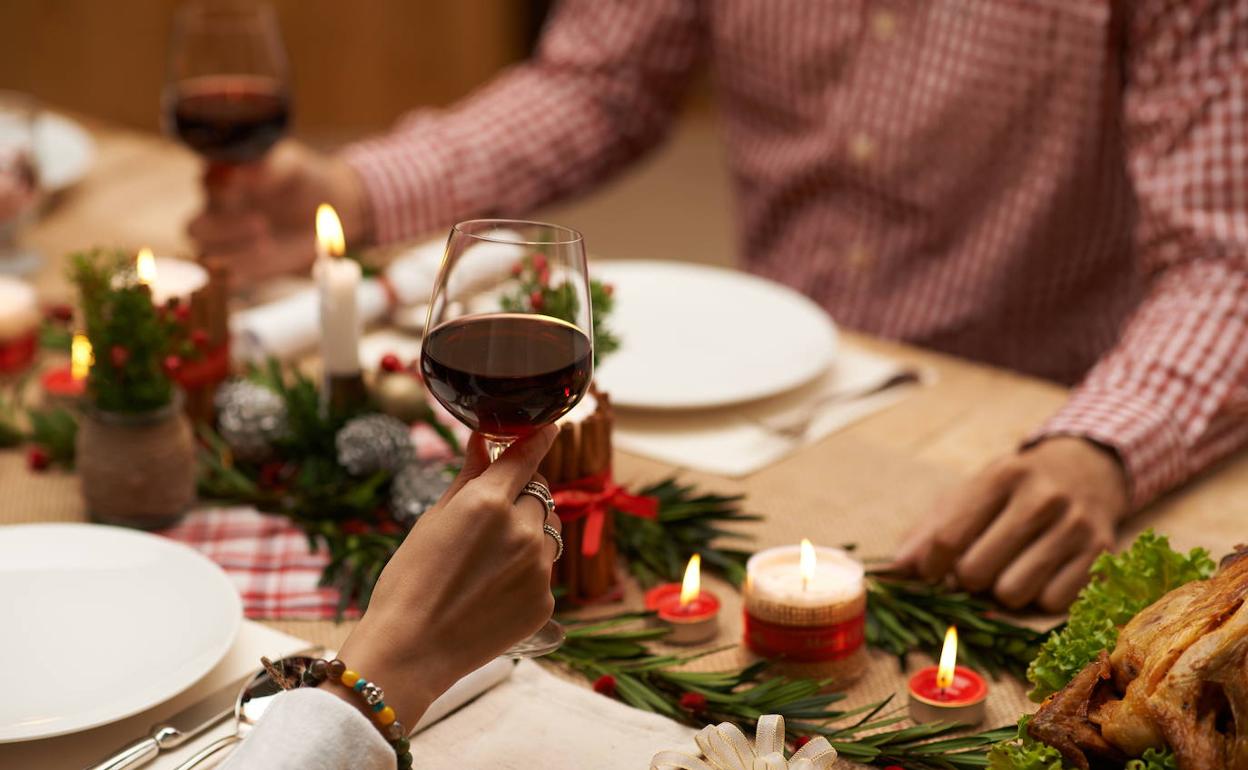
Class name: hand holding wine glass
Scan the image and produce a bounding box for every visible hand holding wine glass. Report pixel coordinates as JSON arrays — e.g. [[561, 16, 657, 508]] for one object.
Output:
[[420, 220, 595, 656]]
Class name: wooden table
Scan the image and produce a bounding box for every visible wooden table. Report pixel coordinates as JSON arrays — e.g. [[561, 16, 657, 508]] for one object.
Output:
[[7, 116, 1248, 751]]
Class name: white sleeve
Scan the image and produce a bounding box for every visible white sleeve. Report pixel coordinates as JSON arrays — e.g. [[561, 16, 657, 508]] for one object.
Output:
[[219, 687, 396, 770]]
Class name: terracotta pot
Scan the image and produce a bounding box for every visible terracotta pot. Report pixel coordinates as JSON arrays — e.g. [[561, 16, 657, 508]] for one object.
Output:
[[76, 393, 196, 529]]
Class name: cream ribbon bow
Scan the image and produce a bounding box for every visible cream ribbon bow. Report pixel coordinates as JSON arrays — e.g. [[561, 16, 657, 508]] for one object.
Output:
[[650, 715, 837, 770]]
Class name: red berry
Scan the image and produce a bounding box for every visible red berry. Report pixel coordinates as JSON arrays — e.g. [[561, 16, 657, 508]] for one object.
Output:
[[678, 692, 708, 712], [377, 519, 402, 536], [529, 290, 545, 311], [163, 355, 183, 374], [510, 261, 524, 277], [259, 462, 285, 488], [882, 766, 903, 770], [379, 353, 402, 373], [47, 304, 74, 322], [341, 520, 369, 536], [537, 266, 551, 286], [592, 674, 616, 697], [603, 283, 615, 297], [531, 253, 548, 272], [191, 329, 210, 349], [793, 736, 812, 751], [26, 446, 50, 471], [174, 303, 191, 323], [110, 345, 130, 368]]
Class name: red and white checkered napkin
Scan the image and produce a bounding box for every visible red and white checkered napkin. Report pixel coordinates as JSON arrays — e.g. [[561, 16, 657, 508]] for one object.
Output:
[[158, 506, 354, 620], [158, 421, 465, 620]]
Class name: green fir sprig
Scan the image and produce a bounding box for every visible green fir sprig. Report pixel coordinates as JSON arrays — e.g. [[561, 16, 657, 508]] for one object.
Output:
[[551, 612, 1013, 769], [499, 252, 620, 365], [614, 479, 760, 587], [866, 576, 1049, 681]]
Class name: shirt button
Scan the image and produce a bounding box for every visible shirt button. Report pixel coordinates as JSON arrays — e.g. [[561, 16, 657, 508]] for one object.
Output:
[[849, 133, 876, 164], [872, 11, 897, 40]]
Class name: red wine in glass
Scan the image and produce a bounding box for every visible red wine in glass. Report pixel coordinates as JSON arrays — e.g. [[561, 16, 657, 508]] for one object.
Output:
[[168, 75, 290, 164], [421, 314, 593, 439]]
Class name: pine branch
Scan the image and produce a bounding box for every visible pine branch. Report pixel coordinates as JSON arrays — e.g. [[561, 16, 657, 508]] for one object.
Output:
[[550, 612, 1012, 769]]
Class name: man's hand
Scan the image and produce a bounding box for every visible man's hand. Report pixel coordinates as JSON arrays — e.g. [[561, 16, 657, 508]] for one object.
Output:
[[187, 140, 370, 285], [894, 437, 1130, 612]]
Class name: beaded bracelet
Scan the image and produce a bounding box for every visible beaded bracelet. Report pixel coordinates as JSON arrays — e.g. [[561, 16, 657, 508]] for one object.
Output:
[[303, 657, 413, 769]]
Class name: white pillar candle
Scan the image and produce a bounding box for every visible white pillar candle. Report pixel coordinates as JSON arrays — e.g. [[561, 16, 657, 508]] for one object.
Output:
[[746, 542, 864, 608], [0, 276, 38, 341], [314, 204, 361, 376], [135, 249, 208, 307]]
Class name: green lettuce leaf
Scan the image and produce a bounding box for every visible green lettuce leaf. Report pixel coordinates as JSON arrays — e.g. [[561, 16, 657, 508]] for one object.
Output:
[[988, 718, 1178, 770], [1026, 530, 1215, 701]]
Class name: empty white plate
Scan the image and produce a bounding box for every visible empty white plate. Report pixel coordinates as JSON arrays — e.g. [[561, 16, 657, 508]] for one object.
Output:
[[592, 261, 838, 410], [0, 524, 241, 742]]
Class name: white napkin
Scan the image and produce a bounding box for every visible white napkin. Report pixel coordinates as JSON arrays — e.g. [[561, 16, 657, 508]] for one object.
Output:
[[230, 235, 524, 363], [413, 660, 698, 769], [613, 343, 929, 477]]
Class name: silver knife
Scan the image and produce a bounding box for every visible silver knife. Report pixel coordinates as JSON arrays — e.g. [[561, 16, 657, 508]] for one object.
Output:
[[85, 671, 254, 770]]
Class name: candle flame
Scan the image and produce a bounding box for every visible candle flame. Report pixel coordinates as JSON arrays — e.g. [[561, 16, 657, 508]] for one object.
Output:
[[679, 554, 701, 607], [936, 625, 958, 690], [70, 334, 92, 381], [135, 247, 157, 286], [316, 203, 346, 258], [800, 538, 816, 591]]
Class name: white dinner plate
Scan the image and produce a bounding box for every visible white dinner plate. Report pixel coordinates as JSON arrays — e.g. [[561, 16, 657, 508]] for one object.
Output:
[[36, 112, 95, 192], [0, 524, 242, 742], [592, 261, 838, 410]]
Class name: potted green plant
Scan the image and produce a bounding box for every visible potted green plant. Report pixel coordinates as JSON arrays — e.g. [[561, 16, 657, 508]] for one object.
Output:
[[71, 249, 196, 528]]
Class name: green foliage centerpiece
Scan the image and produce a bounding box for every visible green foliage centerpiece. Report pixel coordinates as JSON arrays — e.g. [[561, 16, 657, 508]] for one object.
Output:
[[72, 249, 198, 528]]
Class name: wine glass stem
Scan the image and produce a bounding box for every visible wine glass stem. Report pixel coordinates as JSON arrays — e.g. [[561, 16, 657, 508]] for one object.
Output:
[[486, 438, 514, 463]]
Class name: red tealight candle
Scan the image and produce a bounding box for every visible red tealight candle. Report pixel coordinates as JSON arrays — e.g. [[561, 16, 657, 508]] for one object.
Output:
[[907, 626, 988, 725], [644, 554, 721, 644], [40, 334, 92, 402]]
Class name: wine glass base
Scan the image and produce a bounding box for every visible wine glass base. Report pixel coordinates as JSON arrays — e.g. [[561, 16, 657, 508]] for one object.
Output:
[[503, 619, 565, 658]]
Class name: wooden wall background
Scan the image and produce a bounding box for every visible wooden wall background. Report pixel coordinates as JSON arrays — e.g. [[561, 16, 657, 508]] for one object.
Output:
[[0, 1, 535, 137]]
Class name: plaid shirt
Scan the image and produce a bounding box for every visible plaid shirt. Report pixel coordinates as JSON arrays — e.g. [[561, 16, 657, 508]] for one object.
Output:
[[344, 0, 1248, 509]]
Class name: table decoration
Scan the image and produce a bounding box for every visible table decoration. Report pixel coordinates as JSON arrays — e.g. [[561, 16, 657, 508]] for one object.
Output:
[[651, 714, 837, 770], [0, 275, 38, 372], [135, 247, 209, 307], [552, 612, 1012, 769], [39, 331, 91, 402], [71, 249, 202, 527], [906, 626, 987, 726], [743, 540, 868, 687], [644, 554, 721, 644], [314, 203, 368, 412]]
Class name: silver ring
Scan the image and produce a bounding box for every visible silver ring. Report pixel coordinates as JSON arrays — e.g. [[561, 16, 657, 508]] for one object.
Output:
[[518, 480, 556, 522], [542, 523, 564, 562]]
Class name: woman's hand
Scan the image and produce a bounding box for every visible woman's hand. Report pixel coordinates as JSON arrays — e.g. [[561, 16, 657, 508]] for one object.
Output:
[[187, 140, 370, 285], [329, 427, 561, 724], [893, 436, 1130, 612]]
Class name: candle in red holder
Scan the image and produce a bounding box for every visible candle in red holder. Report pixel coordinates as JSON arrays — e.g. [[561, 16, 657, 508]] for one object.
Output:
[[0, 277, 38, 373], [644, 554, 720, 644], [907, 626, 988, 725], [743, 539, 867, 688], [40, 333, 92, 402]]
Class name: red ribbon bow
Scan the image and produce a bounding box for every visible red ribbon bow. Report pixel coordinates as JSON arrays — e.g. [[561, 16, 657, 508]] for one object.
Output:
[[551, 470, 659, 557]]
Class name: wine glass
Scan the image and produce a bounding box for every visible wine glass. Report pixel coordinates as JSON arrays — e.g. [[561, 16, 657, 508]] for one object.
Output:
[[162, 1, 291, 166], [0, 91, 42, 275], [421, 220, 594, 657]]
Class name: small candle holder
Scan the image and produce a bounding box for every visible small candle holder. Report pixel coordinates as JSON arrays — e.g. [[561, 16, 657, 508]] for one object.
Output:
[[906, 626, 988, 726], [644, 554, 721, 644], [743, 542, 867, 688]]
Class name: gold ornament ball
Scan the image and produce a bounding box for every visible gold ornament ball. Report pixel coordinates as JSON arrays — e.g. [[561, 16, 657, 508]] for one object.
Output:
[[372, 373, 431, 423]]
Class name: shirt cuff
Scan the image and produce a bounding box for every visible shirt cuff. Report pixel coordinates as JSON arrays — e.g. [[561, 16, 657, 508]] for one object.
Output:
[[219, 687, 396, 770], [341, 120, 465, 246], [1030, 385, 1189, 509]]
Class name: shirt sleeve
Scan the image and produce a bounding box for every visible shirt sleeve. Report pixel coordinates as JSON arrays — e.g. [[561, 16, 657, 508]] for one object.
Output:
[[219, 688, 396, 770], [341, 0, 707, 245], [1034, 0, 1248, 508]]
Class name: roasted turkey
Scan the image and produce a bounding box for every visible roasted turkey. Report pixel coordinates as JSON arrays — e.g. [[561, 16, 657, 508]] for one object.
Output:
[[1028, 547, 1248, 770]]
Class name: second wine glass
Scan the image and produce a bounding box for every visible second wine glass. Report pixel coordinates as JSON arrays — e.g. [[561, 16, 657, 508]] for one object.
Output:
[[421, 219, 593, 657]]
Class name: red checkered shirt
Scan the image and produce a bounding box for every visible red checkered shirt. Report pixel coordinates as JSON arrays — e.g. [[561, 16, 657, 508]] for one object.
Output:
[[344, 0, 1248, 509]]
